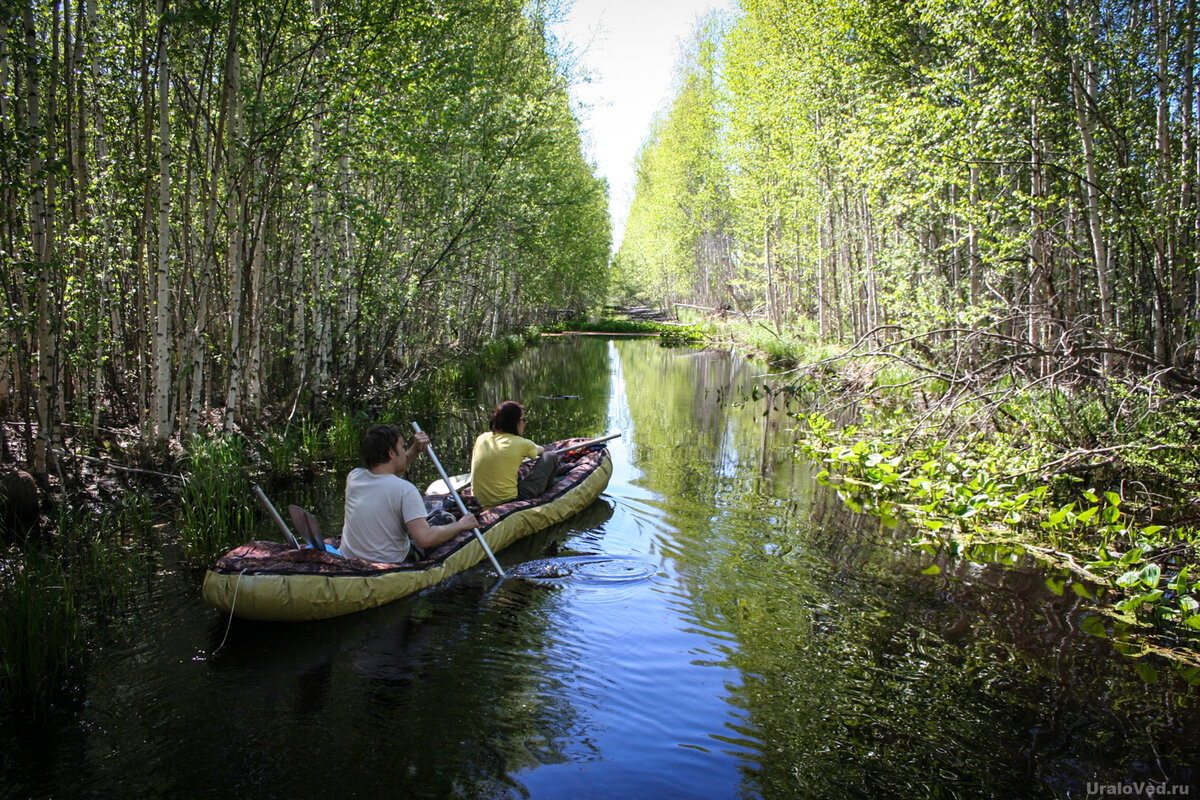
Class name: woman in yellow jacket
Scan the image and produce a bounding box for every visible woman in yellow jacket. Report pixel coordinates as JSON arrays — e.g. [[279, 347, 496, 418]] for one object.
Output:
[[470, 401, 559, 508]]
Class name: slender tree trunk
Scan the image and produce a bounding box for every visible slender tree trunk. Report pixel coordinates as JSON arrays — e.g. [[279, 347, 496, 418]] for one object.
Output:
[[189, 5, 237, 435], [25, 5, 54, 477], [223, 43, 245, 432], [1071, 42, 1112, 329], [136, 0, 155, 435], [1180, 0, 1196, 353], [816, 205, 826, 338], [310, 0, 331, 395], [1193, 0, 1200, 353], [1150, 0, 1172, 362], [968, 65, 982, 307], [245, 178, 266, 416], [764, 217, 777, 328], [1029, 61, 1048, 377], [84, 0, 114, 437], [152, 0, 172, 442]]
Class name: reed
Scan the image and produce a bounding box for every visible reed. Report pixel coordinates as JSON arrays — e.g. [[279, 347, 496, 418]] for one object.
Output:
[[260, 428, 299, 474], [178, 435, 255, 558], [328, 407, 367, 461], [66, 504, 146, 619], [0, 554, 80, 713]]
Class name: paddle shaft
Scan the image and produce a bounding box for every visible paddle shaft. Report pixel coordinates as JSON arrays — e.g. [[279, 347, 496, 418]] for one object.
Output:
[[544, 432, 621, 457], [253, 484, 301, 548], [411, 422, 506, 578]]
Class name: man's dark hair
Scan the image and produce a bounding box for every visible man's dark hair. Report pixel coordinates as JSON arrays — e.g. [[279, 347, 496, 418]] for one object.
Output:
[[361, 424, 403, 468], [490, 401, 524, 435]]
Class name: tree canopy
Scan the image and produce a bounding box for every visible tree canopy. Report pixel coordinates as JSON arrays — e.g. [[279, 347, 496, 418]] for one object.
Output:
[[619, 0, 1198, 379]]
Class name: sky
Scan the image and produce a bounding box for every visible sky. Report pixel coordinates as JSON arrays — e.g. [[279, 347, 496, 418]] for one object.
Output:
[[548, 0, 734, 248]]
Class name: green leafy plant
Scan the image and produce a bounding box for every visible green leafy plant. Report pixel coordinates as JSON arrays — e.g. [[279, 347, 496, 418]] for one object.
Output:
[[796, 411, 1200, 646]]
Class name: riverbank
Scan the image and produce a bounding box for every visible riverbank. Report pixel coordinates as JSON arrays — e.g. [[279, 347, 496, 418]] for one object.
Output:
[[0, 328, 548, 713], [661, 310, 1200, 663]]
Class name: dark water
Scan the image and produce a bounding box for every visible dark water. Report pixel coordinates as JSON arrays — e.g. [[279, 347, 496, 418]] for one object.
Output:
[[3, 337, 1199, 799]]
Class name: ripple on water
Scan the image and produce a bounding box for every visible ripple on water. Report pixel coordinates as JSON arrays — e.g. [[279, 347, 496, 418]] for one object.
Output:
[[509, 555, 659, 604]]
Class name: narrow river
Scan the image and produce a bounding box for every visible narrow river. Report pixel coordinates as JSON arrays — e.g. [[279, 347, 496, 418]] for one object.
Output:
[[2, 336, 1197, 799]]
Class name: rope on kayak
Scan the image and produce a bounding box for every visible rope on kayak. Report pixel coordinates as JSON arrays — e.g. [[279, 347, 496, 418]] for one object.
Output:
[[212, 569, 248, 656]]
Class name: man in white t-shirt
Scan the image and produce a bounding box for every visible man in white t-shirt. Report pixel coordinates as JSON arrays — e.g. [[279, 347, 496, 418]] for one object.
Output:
[[340, 424, 477, 563]]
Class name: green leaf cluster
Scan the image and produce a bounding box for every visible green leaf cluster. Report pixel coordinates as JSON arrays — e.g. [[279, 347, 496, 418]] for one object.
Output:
[[797, 411, 1200, 646]]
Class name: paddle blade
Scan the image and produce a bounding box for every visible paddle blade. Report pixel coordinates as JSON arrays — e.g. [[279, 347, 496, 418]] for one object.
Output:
[[288, 505, 326, 551]]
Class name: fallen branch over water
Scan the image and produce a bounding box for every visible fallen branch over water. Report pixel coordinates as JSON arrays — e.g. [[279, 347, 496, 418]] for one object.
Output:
[[51, 449, 185, 482]]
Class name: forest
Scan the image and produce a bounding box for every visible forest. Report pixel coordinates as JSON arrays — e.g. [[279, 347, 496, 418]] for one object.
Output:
[[619, 0, 1197, 369], [0, 0, 611, 482], [2, 0, 1200, 732], [615, 0, 1200, 644], [3, 0, 1200, 622]]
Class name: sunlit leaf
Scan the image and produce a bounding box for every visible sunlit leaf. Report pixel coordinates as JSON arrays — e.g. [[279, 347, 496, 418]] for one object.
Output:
[[1115, 570, 1141, 587], [1138, 564, 1161, 589]]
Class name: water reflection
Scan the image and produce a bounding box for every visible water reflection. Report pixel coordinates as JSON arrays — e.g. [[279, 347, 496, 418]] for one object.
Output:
[[608, 337, 1200, 798]]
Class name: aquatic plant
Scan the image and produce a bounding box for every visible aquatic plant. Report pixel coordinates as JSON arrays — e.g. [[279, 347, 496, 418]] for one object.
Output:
[[796, 412, 1200, 655], [328, 407, 369, 462], [0, 554, 80, 713], [178, 435, 255, 558]]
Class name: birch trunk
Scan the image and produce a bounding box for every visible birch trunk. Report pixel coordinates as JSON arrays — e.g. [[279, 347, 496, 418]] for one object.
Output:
[[84, 0, 116, 436], [245, 180, 266, 416], [24, 5, 54, 477], [1150, 0, 1172, 362], [1071, 40, 1112, 328], [188, 6, 238, 434], [816, 205, 825, 338], [152, 0, 172, 442], [1180, 0, 1196, 352], [968, 65, 983, 307], [310, 0, 331, 393], [223, 45, 245, 432]]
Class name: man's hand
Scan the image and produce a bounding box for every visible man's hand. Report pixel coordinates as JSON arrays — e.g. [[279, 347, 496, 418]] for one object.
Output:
[[411, 431, 430, 452], [409, 510, 478, 550]]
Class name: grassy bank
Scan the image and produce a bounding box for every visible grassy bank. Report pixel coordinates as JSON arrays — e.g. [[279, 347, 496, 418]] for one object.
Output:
[[543, 316, 709, 346]]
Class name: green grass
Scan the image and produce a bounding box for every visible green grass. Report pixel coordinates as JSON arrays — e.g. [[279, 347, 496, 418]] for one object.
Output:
[[0, 554, 80, 713], [328, 407, 368, 462], [178, 435, 256, 559]]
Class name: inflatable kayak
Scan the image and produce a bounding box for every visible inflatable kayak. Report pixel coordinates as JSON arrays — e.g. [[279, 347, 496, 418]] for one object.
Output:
[[201, 439, 613, 621]]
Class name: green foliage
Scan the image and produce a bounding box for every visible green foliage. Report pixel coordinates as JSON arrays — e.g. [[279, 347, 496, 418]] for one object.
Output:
[[722, 319, 824, 366], [614, 0, 1198, 393], [178, 436, 256, 559], [797, 412, 1200, 644], [2, 0, 613, 457], [613, 12, 735, 309], [0, 555, 80, 714]]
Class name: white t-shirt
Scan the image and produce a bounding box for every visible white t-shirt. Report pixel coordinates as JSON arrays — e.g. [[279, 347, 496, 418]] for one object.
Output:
[[339, 468, 427, 562]]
